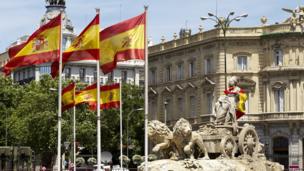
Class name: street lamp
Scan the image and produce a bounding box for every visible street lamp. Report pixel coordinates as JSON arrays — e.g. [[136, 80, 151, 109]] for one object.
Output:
[[126, 108, 144, 166], [201, 12, 248, 90]]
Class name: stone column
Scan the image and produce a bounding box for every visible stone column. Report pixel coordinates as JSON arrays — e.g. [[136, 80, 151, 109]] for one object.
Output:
[[289, 80, 294, 111], [297, 81, 301, 111], [269, 83, 273, 112]]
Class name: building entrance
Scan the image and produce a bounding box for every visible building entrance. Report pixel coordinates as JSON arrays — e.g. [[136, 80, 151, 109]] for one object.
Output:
[[273, 137, 289, 170]]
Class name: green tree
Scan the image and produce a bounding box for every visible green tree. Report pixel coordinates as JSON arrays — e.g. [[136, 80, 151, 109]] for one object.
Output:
[[0, 75, 144, 167]]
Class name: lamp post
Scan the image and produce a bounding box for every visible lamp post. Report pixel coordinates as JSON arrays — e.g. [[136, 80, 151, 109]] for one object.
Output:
[[201, 12, 248, 90], [126, 108, 144, 166]]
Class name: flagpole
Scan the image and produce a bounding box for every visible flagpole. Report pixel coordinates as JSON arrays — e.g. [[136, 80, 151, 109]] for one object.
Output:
[[95, 8, 102, 171], [144, 6, 149, 171], [57, 12, 63, 171], [73, 85, 76, 171], [119, 82, 123, 170]]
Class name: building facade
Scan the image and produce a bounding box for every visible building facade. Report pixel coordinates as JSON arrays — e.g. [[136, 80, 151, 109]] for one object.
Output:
[[0, 1, 144, 86], [148, 9, 304, 170]]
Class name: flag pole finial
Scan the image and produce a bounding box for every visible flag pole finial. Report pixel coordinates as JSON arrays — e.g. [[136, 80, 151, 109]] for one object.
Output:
[[144, 5, 149, 11], [95, 8, 100, 14]]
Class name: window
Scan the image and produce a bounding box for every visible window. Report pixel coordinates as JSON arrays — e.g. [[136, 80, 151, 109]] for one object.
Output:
[[204, 58, 211, 74], [189, 96, 196, 117], [237, 56, 248, 71], [121, 70, 128, 83], [274, 89, 284, 112], [177, 63, 184, 80], [274, 49, 283, 66], [165, 65, 172, 81], [149, 69, 157, 84], [79, 68, 86, 82], [177, 97, 184, 116], [108, 72, 114, 82], [64, 67, 71, 79], [93, 70, 97, 83], [40, 66, 51, 75], [207, 92, 213, 114], [189, 61, 195, 78], [150, 100, 157, 120]]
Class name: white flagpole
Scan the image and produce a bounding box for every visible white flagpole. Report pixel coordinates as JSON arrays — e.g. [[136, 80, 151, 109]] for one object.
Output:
[[120, 82, 123, 170], [144, 6, 149, 171], [96, 8, 102, 171], [57, 12, 63, 171], [73, 85, 76, 171]]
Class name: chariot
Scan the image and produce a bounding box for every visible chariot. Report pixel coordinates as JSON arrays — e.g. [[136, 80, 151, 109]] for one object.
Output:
[[198, 123, 260, 159]]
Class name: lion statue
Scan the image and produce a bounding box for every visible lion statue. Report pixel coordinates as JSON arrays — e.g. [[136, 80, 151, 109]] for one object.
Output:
[[148, 120, 175, 159], [173, 118, 209, 160]]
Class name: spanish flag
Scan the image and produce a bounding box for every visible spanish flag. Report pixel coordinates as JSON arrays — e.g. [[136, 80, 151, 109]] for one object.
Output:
[[8, 42, 27, 59], [236, 91, 248, 118], [75, 83, 120, 110], [62, 82, 76, 111], [51, 14, 100, 78], [3, 14, 61, 75], [100, 12, 146, 74]]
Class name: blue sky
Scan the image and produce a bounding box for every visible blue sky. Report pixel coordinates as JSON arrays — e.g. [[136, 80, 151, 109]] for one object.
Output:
[[0, 0, 301, 52]]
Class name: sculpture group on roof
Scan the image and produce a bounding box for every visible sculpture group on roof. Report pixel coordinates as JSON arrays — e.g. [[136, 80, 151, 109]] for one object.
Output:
[[46, 0, 65, 6]]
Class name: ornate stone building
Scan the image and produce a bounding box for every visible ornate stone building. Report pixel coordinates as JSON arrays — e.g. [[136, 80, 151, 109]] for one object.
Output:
[[148, 9, 304, 170]]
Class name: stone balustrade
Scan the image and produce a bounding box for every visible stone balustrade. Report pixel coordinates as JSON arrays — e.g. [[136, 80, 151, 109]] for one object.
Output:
[[238, 111, 304, 123], [149, 23, 294, 55]]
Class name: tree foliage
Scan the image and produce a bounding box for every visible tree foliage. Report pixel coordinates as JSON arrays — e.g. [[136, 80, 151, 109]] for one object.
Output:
[[0, 75, 144, 167]]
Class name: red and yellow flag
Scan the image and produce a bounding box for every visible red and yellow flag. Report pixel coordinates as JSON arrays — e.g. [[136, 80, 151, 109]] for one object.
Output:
[[62, 82, 76, 111], [51, 14, 100, 78], [75, 83, 120, 110], [100, 12, 146, 74], [236, 91, 248, 118], [8, 42, 27, 59], [224, 86, 248, 119], [3, 14, 61, 75]]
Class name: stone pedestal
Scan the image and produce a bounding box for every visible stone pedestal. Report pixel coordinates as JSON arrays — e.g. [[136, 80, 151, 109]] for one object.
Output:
[[138, 158, 284, 171]]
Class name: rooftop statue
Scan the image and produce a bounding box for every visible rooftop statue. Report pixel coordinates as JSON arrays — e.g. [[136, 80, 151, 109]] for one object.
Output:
[[282, 6, 304, 30], [46, 0, 65, 6]]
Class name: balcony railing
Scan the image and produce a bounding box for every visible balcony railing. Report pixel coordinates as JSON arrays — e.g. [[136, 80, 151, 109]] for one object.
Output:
[[238, 112, 304, 122], [164, 111, 304, 127]]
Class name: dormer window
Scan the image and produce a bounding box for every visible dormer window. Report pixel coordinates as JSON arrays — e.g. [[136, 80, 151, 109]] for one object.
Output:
[[274, 49, 283, 66]]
